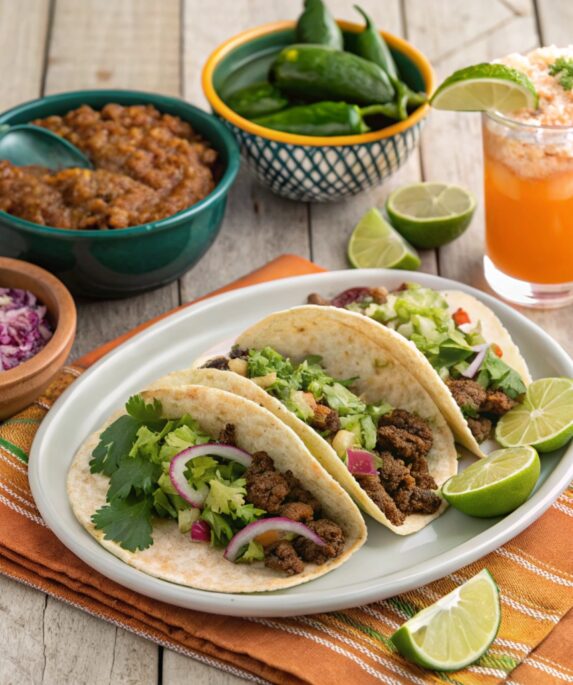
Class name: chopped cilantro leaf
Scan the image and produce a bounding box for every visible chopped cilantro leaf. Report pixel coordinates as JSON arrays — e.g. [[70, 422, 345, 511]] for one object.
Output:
[[476, 348, 526, 399], [92, 496, 154, 552], [107, 451, 162, 501], [125, 395, 163, 422], [549, 57, 573, 91], [90, 414, 141, 476]]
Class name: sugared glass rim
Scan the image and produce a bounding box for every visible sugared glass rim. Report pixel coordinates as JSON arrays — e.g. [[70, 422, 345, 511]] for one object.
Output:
[[485, 109, 573, 132]]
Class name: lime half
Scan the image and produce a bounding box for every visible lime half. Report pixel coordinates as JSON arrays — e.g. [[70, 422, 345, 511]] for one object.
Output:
[[347, 207, 421, 270], [442, 446, 540, 517], [391, 569, 500, 671], [386, 182, 476, 248], [431, 63, 538, 112], [496, 377, 573, 452]]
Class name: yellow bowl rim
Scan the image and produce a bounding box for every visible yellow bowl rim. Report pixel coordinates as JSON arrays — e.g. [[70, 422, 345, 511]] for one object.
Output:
[[202, 19, 436, 147]]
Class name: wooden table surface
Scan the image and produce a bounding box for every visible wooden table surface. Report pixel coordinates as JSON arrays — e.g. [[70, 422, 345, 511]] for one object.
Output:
[[1, 0, 571, 683]]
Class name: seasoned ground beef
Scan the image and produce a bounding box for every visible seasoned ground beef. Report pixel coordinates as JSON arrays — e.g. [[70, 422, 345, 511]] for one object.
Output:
[[311, 404, 340, 434], [466, 416, 493, 442], [377, 409, 433, 461], [409, 458, 438, 490], [446, 378, 516, 441], [378, 452, 415, 492], [245, 455, 289, 513], [294, 519, 345, 564], [244, 452, 344, 573], [283, 470, 322, 515], [307, 293, 331, 306], [229, 346, 248, 359], [446, 378, 487, 415], [279, 502, 314, 522], [353, 410, 440, 525], [0, 104, 218, 230], [482, 390, 518, 415], [218, 423, 236, 446], [394, 486, 442, 515], [201, 356, 229, 370], [354, 473, 406, 526], [264, 541, 304, 576]]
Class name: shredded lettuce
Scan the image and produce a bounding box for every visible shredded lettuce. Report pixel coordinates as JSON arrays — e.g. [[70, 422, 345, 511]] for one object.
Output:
[[354, 283, 525, 394], [237, 540, 265, 563], [246, 348, 391, 450]]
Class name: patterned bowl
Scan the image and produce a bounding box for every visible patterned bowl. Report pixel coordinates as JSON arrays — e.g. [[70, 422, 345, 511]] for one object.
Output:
[[202, 21, 435, 203]]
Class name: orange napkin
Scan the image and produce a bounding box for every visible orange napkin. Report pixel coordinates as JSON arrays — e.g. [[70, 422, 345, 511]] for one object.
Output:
[[1, 254, 572, 685]]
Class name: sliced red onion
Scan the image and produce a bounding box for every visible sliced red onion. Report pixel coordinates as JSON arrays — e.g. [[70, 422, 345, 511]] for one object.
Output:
[[347, 449, 378, 475], [223, 517, 325, 562], [169, 443, 252, 507], [331, 287, 371, 308], [190, 520, 211, 543], [462, 344, 489, 379]]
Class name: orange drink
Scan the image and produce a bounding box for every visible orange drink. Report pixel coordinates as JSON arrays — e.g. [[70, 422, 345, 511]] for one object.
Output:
[[482, 47, 573, 308]]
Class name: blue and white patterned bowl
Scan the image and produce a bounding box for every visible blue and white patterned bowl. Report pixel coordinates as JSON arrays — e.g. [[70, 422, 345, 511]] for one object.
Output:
[[202, 21, 435, 203]]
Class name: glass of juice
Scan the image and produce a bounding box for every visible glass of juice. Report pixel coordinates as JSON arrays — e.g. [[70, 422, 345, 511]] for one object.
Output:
[[482, 49, 573, 308]]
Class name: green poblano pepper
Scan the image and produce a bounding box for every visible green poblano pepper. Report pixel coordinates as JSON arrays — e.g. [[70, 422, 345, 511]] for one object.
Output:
[[253, 101, 401, 137], [271, 44, 395, 105], [225, 82, 289, 119], [296, 0, 344, 49]]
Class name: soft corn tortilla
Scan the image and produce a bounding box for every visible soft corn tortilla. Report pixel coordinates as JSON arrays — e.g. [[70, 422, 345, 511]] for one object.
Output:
[[67, 385, 367, 593], [158, 306, 458, 535]]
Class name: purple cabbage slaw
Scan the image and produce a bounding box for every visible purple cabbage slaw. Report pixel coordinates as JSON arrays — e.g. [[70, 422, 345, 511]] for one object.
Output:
[[0, 288, 53, 371]]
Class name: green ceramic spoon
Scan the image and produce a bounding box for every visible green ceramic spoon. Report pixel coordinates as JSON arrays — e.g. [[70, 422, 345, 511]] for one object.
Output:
[[0, 124, 92, 169]]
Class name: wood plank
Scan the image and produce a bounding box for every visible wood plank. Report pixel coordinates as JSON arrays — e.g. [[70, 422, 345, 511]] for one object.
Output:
[[0, 576, 46, 684], [36, 0, 180, 681], [43, 0, 182, 361], [0, 0, 51, 109], [536, 0, 573, 47], [310, 0, 437, 274], [179, 0, 310, 303], [0, 4, 66, 685], [408, 0, 572, 355]]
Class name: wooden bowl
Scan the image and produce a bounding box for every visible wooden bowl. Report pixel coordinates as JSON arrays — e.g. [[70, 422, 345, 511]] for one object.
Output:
[[0, 258, 76, 418]]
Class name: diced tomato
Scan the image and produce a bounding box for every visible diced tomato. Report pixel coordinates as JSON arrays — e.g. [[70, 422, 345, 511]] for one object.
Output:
[[491, 343, 503, 358], [254, 530, 282, 547], [453, 307, 471, 326]]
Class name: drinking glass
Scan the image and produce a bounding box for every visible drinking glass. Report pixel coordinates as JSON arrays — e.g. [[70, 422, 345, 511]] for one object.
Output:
[[482, 111, 573, 308]]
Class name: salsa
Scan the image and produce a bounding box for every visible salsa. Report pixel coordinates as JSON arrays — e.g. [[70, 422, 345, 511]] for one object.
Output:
[[0, 104, 218, 230]]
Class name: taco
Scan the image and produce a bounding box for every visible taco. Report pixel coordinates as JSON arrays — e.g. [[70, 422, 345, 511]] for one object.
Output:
[[157, 306, 458, 535], [307, 283, 531, 456], [67, 384, 366, 593]]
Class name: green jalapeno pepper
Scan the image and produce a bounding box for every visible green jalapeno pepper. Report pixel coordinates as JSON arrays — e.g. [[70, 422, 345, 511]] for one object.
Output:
[[296, 0, 344, 50], [353, 5, 427, 115], [225, 82, 289, 119], [252, 101, 401, 137], [271, 44, 395, 105], [353, 5, 398, 79]]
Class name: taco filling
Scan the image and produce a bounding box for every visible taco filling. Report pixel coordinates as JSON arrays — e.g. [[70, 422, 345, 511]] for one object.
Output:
[[89, 394, 345, 576], [203, 347, 442, 526], [307, 283, 526, 442]]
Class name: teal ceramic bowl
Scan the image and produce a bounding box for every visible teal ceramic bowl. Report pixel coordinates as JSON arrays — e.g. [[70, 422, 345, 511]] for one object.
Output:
[[0, 90, 240, 298], [203, 21, 435, 203]]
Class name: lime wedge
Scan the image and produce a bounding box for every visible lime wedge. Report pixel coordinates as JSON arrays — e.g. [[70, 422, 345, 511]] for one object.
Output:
[[431, 63, 538, 112], [347, 208, 421, 270], [386, 182, 476, 248], [442, 446, 540, 517], [391, 569, 500, 671], [496, 377, 573, 453]]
